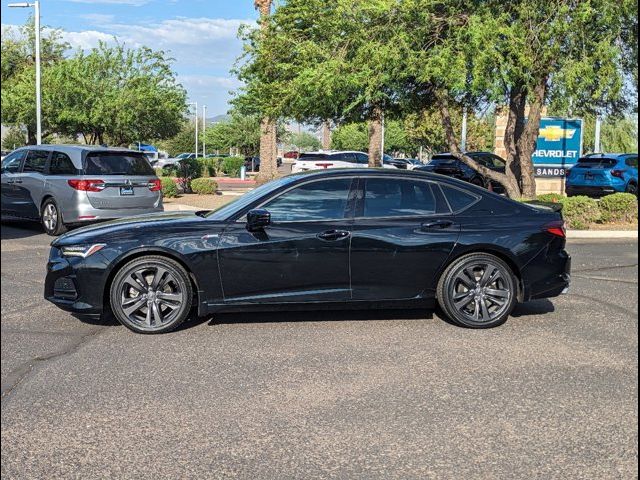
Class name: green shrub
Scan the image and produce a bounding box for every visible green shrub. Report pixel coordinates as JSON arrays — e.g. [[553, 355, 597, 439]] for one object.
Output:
[[190, 177, 219, 195], [161, 177, 179, 198], [222, 156, 245, 177], [562, 196, 601, 230], [536, 193, 565, 203], [165, 157, 201, 193], [199, 157, 224, 177], [155, 167, 170, 177], [598, 193, 638, 223]]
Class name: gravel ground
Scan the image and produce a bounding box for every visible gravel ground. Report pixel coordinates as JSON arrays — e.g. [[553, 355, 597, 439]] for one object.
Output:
[[1, 223, 637, 479]]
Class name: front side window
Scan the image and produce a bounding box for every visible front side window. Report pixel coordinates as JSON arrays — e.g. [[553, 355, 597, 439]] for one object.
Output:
[[84, 152, 154, 176], [1, 150, 25, 173], [49, 152, 77, 175], [23, 150, 49, 173], [362, 178, 436, 218], [355, 153, 369, 165], [263, 178, 352, 222]]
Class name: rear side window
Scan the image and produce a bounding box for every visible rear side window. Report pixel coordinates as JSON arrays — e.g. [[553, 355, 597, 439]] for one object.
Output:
[[84, 152, 154, 176], [49, 152, 77, 175], [263, 178, 352, 222], [362, 178, 436, 217], [299, 153, 328, 161], [23, 150, 49, 173], [626, 157, 638, 168], [355, 153, 368, 164], [440, 184, 479, 212], [577, 157, 617, 167]]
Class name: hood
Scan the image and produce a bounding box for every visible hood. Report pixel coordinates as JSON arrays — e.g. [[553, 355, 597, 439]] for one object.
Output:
[[52, 210, 209, 247]]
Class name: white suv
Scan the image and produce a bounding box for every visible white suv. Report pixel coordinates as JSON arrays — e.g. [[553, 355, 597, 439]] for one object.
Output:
[[291, 151, 397, 173]]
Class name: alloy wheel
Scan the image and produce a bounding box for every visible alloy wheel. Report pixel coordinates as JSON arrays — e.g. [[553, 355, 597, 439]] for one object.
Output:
[[448, 261, 513, 324], [43, 203, 58, 232], [118, 265, 186, 330]]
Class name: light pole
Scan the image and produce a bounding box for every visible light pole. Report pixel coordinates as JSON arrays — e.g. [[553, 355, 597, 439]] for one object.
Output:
[[188, 102, 198, 156], [461, 106, 468, 151], [202, 105, 207, 157], [9, 1, 41, 145]]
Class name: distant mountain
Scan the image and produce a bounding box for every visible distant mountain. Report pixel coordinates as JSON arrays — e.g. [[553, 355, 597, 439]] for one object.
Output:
[[208, 114, 230, 124]]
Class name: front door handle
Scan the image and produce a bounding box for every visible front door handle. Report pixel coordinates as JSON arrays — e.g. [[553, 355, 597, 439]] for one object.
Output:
[[421, 220, 454, 231], [12, 179, 22, 184], [317, 229, 351, 241]]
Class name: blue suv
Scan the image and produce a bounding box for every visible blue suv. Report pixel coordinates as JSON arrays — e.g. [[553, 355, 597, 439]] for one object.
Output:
[[566, 153, 638, 197]]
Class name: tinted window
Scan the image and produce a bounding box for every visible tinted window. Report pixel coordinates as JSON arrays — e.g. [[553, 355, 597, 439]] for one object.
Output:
[[429, 156, 458, 166], [362, 178, 436, 218], [1, 150, 25, 173], [299, 153, 328, 161], [440, 184, 479, 212], [483, 155, 506, 169], [84, 152, 154, 175], [625, 157, 638, 168], [263, 178, 352, 222], [49, 152, 77, 175], [355, 153, 368, 165], [23, 150, 49, 173], [576, 157, 617, 167]]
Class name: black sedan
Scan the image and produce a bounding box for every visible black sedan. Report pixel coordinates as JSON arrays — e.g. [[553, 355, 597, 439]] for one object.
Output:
[[45, 169, 571, 334], [416, 152, 507, 193]]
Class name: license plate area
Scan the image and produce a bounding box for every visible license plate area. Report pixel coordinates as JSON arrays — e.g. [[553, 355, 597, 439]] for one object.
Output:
[[120, 186, 135, 196]]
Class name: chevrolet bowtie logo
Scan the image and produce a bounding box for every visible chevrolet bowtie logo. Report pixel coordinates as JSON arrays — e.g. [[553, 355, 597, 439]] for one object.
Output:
[[538, 125, 577, 142]]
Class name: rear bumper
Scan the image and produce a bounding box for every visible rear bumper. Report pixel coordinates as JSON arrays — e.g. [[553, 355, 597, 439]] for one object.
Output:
[[565, 185, 622, 197], [64, 205, 164, 224], [524, 249, 572, 301]]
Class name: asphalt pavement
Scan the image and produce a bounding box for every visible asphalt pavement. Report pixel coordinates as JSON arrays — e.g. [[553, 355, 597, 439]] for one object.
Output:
[[1, 221, 637, 479]]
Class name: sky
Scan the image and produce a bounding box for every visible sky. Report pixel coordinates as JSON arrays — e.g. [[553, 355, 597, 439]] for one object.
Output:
[[0, 0, 260, 116]]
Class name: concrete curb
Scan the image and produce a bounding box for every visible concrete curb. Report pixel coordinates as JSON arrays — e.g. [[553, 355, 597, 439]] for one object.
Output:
[[567, 230, 638, 239], [163, 204, 200, 212]]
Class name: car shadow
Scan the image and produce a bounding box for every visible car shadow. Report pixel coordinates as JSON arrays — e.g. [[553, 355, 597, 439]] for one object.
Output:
[[1, 221, 44, 240], [511, 299, 556, 317], [206, 308, 434, 327]]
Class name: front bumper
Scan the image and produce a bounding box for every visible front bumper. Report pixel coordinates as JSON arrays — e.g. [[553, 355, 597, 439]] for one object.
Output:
[[44, 247, 110, 314]]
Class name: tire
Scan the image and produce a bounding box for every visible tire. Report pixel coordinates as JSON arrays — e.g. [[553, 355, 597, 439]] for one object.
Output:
[[437, 253, 518, 329], [626, 182, 638, 197], [41, 198, 67, 236], [470, 177, 485, 188], [109, 255, 193, 334]]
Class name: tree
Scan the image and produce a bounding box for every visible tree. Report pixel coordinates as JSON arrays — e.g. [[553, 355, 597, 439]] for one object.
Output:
[[157, 121, 197, 157], [581, 114, 639, 153], [285, 131, 322, 151], [1, 127, 27, 151], [403, 0, 632, 198], [331, 119, 419, 155]]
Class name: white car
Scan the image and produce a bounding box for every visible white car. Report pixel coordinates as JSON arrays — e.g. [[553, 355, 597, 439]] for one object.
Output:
[[291, 151, 398, 173], [152, 153, 195, 169]]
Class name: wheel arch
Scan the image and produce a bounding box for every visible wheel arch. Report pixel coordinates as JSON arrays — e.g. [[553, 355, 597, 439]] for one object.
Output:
[[438, 246, 525, 302], [103, 248, 203, 316]]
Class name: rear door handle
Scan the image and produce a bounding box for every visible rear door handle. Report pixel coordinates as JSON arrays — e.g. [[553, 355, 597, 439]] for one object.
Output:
[[317, 229, 351, 241], [13, 179, 22, 184], [421, 220, 454, 231]]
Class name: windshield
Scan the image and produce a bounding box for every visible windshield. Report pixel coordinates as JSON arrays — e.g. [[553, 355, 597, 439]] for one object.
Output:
[[205, 175, 300, 220], [176, 153, 191, 159], [429, 156, 457, 165], [84, 152, 155, 176]]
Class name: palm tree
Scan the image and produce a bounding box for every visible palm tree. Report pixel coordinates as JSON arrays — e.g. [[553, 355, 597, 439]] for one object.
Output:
[[255, 0, 278, 183]]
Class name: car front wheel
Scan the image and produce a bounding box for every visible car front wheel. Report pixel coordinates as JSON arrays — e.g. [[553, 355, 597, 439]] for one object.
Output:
[[437, 253, 517, 328], [110, 256, 193, 334]]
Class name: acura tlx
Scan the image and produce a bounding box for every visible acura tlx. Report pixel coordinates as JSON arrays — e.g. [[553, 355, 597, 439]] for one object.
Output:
[[45, 169, 571, 334]]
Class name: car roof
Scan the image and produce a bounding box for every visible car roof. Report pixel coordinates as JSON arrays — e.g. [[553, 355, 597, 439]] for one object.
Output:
[[13, 144, 140, 155], [284, 167, 461, 183], [584, 153, 637, 159]]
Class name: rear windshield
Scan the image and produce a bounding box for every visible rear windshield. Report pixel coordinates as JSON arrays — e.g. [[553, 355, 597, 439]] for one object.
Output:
[[429, 156, 457, 165], [84, 152, 155, 176], [576, 157, 617, 167], [299, 153, 328, 161]]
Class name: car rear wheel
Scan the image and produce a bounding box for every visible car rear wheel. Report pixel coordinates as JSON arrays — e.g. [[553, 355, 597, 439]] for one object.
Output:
[[41, 198, 67, 236], [626, 182, 638, 196], [470, 177, 485, 188], [110, 256, 193, 334], [437, 253, 517, 328]]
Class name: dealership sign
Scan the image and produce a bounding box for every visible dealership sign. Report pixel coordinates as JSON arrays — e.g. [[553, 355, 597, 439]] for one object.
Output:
[[532, 118, 583, 177]]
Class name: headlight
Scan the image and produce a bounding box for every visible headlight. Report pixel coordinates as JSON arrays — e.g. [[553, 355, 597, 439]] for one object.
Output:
[[60, 244, 106, 258]]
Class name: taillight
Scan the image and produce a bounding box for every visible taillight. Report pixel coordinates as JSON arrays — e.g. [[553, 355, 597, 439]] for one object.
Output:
[[544, 220, 566, 238], [68, 179, 105, 192], [148, 178, 162, 192], [316, 163, 334, 169], [611, 169, 626, 179]]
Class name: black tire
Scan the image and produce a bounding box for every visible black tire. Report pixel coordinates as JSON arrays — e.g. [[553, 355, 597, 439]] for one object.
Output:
[[109, 255, 193, 334], [470, 177, 485, 188], [437, 253, 518, 329], [41, 198, 67, 236], [626, 182, 638, 197]]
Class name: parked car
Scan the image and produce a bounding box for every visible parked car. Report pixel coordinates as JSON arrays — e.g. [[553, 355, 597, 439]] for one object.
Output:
[[152, 152, 197, 169], [1, 145, 163, 236], [1, 150, 11, 161], [283, 151, 300, 159], [565, 153, 638, 197], [244, 156, 283, 172], [291, 151, 398, 173], [384, 157, 423, 170], [415, 152, 506, 193], [45, 168, 570, 334]]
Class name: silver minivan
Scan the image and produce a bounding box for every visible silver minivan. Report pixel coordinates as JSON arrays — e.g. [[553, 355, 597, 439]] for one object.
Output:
[[1, 145, 163, 235]]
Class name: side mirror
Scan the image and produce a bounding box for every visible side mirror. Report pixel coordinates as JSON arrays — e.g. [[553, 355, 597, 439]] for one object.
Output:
[[246, 209, 271, 232]]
